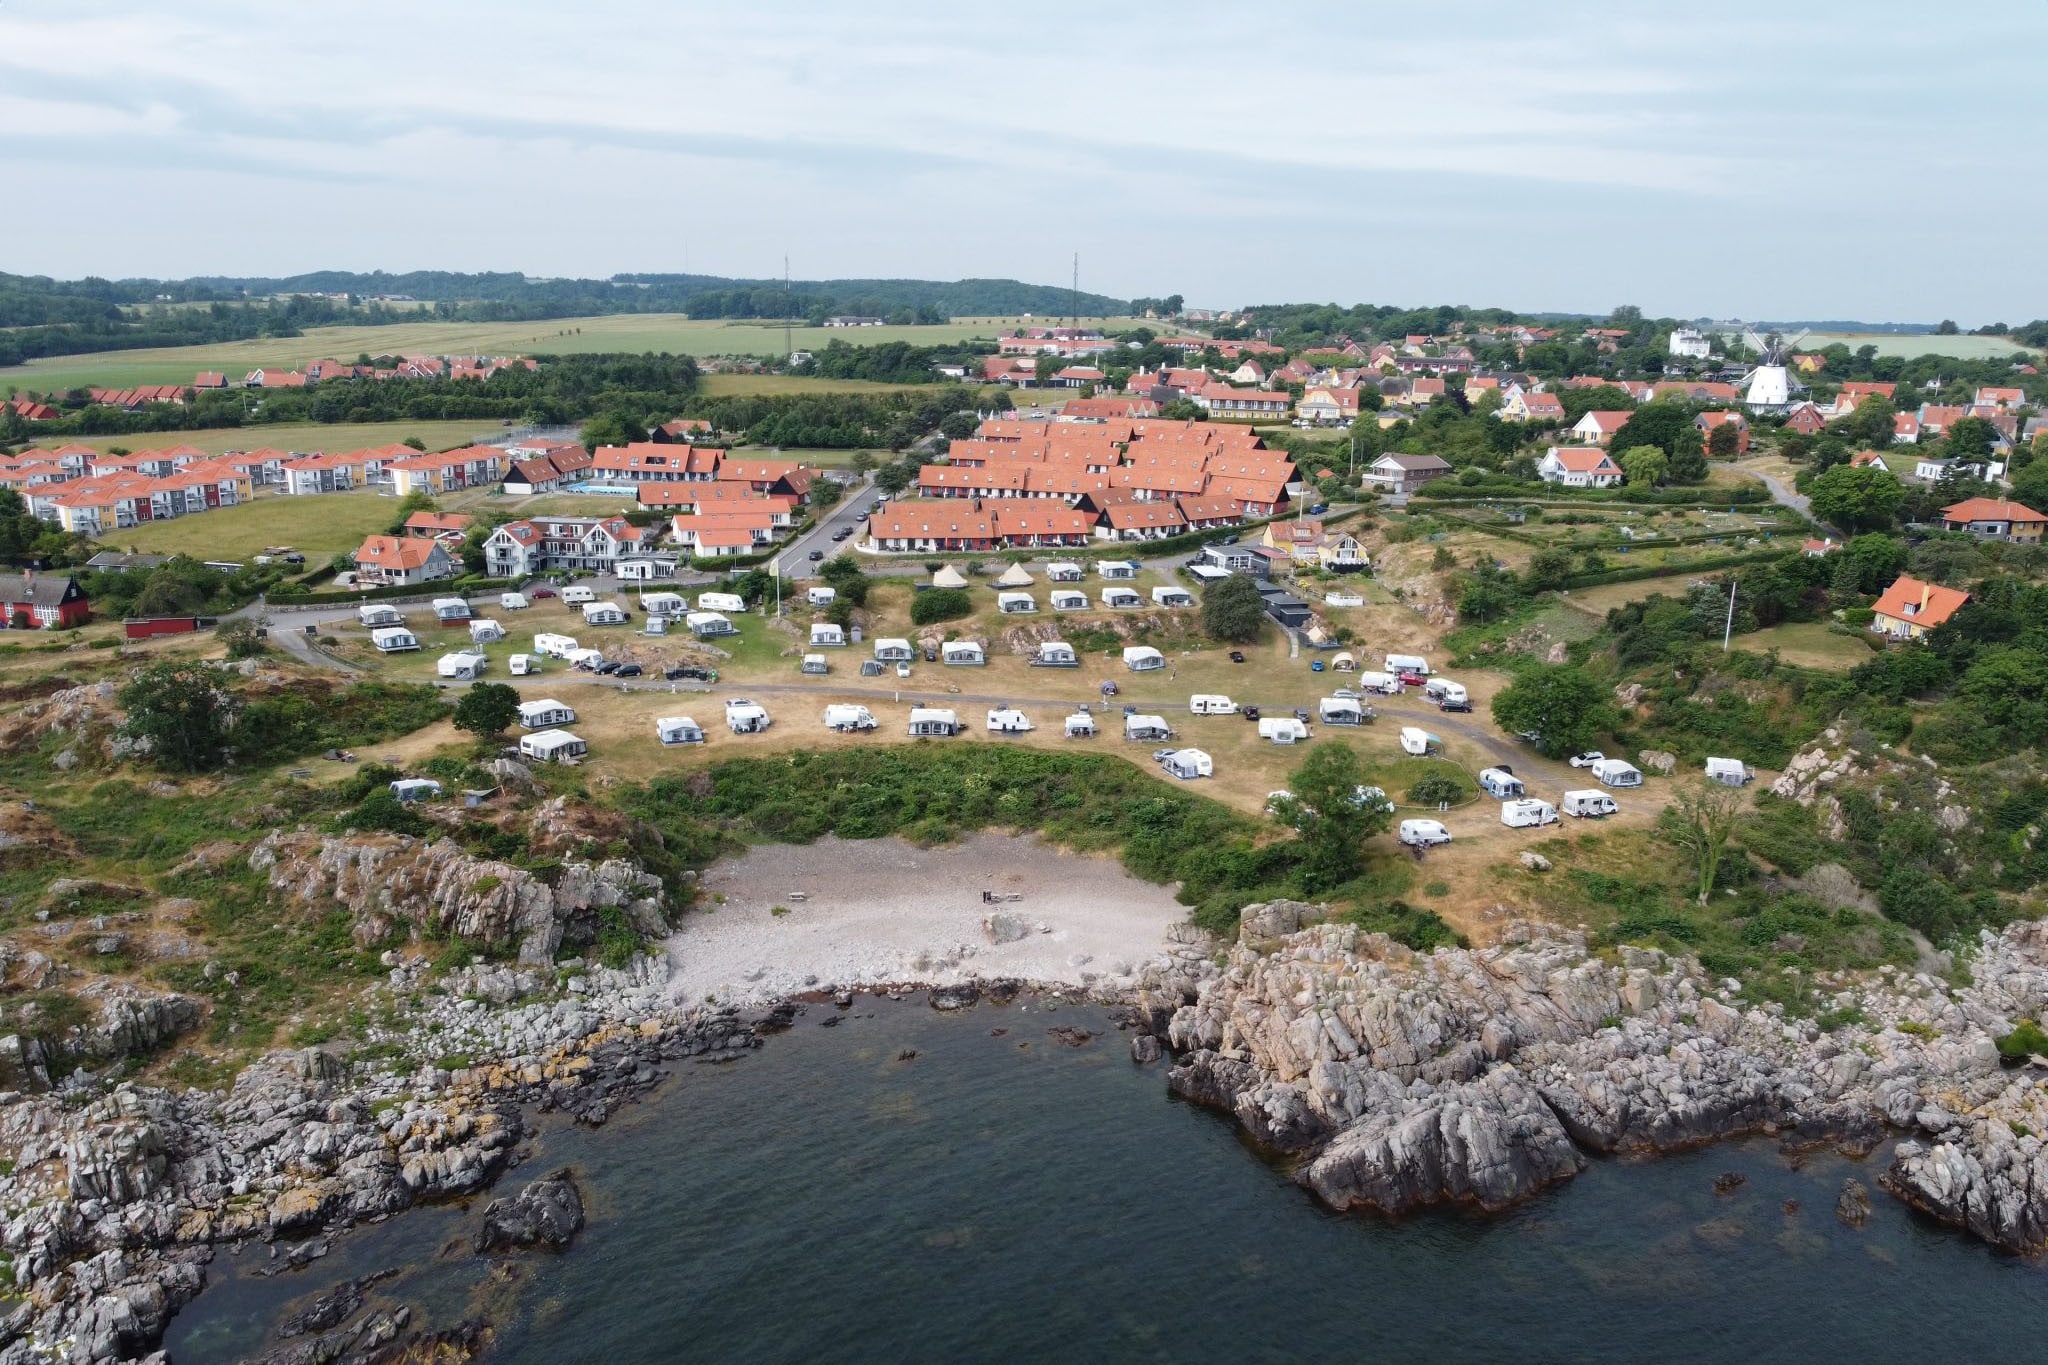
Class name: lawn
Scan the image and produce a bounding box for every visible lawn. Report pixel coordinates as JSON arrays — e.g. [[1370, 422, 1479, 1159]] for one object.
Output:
[[1799, 332, 2037, 361], [697, 374, 940, 398], [0, 314, 1173, 391], [91, 489, 406, 563], [14, 420, 496, 458], [1732, 621, 1878, 671]]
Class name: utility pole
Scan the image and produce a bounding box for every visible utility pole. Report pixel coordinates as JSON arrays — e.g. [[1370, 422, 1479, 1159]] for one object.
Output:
[[1070, 252, 1079, 328], [783, 256, 793, 361], [1722, 575, 1738, 652]]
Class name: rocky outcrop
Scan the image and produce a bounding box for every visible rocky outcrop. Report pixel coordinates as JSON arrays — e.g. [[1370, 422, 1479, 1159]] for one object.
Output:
[[251, 829, 667, 964], [0, 984, 199, 1093], [474, 1168, 584, 1253], [1166, 906, 2048, 1246]]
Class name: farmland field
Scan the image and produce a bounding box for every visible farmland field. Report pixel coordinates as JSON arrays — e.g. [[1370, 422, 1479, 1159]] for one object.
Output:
[[10, 420, 497, 459], [1797, 332, 2036, 361], [0, 314, 1172, 392]]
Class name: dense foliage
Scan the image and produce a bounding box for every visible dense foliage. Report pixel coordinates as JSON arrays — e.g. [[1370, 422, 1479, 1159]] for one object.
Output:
[[684, 386, 994, 449]]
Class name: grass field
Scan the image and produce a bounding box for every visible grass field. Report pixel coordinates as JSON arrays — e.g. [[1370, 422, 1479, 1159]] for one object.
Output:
[[697, 374, 940, 398], [1732, 621, 1878, 671], [89, 489, 406, 563], [1798, 332, 2036, 361], [12, 420, 496, 459], [0, 314, 1171, 392]]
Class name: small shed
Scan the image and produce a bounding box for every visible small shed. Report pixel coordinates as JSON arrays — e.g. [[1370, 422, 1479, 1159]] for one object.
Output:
[[873, 637, 915, 662], [1095, 560, 1138, 580], [1033, 641, 1078, 667], [370, 626, 418, 653], [686, 611, 737, 638], [1162, 748, 1212, 780], [519, 728, 587, 763], [986, 707, 1034, 734], [1046, 562, 1084, 582], [1124, 714, 1172, 741], [995, 564, 1035, 588], [436, 650, 486, 681], [930, 565, 969, 589], [942, 641, 985, 666], [1123, 645, 1165, 672], [431, 596, 472, 623], [468, 618, 506, 645], [907, 707, 962, 737], [1050, 590, 1089, 612], [997, 591, 1037, 615], [357, 604, 402, 628], [801, 653, 829, 675], [1064, 710, 1097, 738], [724, 699, 771, 734], [1151, 585, 1194, 608], [656, 716, 705, 745], [1318, 696, 1366, 725], [1332, 651, 1357, 673], [810, 623, 846, 647], [1101, 586, 1142, 608], [518, 698, 577, 729]]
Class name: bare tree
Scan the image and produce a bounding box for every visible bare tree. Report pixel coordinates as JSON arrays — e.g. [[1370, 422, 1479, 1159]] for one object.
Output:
[[1658, 780, 1747, 905]]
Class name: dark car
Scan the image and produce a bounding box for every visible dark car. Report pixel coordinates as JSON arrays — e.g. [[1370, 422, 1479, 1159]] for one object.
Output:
[[595, 660, 621, 675], [1307, 503, 1329, 515], [615, 663, 643, 678], [1438, 698, 1472, 713], [832, 528, 852, 540], [1228, 650, 1246, 663], [923, 646, 937, 662], [1218, 533, 1239, 545], [531, 588, 557, 599], [808, 549, 825, 561], [1243, 706, 1261, 722]]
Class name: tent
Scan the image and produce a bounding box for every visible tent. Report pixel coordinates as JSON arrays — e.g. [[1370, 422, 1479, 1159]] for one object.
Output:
[[907, 707, 961, 736], [518, 698, 576, 729], [1045, 562, 1084, 582], [931, 565, 969, 589], [1124, 714, 1172, 740], [997, 592, 1037, 614], [519, 729, 587, 763], [1064, 711, 1097, 737], [801, 653, 829, 674], [1033, 641, 1078, 667], [1332, 651, 1357, 672], [1162, 748, 1213, 780], [995, 563, 1035, 587], [1123, 645, 1164, 671], [724, 699, 772, 733], [1151, 586, 1194, 607], [1050, 590, 1089, 611], [656, 716, 705, 745], [941, 641, 985, 665], [986, 707, 1034, 733]]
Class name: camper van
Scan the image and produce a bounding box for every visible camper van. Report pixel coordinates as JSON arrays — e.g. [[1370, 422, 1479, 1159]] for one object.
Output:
[[997, 592, 1037, 615], [519, 729, 587, 763], [696, 592, 746, 614], [824, 704, 877, 733], [1423, 678, 1468, 706], [499, 592, 529, 611], [561, 585, 596, 606], [1705, 757, 1752, 786], [1123, 645, 1165, 672], [1188, 694, 1238, 715], [1478, 767, 1526, 799], [986, 707, 1034, 734], [1318, 696, 1368, 725], [810, 623, 846, 648], [1399, 819, 1452, 848], [1258, 716, 1310, 744], [640, 592, 688, 619], [436, 650, 486, 681], [1124, 714, 1172, 741], [1033, 641, 1078, 668], [655, 716, 705, 745], [370, 626, 419, 654], [724, 699, 771, 734], [1501, 799, 1559, 829], [469, 619, 506, 645], [1101, 586, 1142, 609], [1356, 671, 1402, 695], [685, 611, 737, 638], [906, 707, 962, 737], [1050, 590, 1089, 612], [941, 641, 985, 666], [1151, 586, 1194, 608], [517, 698, 576, 730], [1399, 726, 1442, 756], [533, 632, 578, 659], [1384, 653, 1430, 677], [805, 586, 836, 609], [800, 653, 829, 675], [1590, 758, 1643, 788], [1562, 790, 1618, 819], [508, 653, 536, 676], [1161, 748, 1212, 780], [357, 604, 402, 628]]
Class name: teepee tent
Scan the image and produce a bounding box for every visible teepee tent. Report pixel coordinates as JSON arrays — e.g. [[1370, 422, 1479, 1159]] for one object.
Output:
[[995, 563, 1035, 587], [931, 565, 969, 589]]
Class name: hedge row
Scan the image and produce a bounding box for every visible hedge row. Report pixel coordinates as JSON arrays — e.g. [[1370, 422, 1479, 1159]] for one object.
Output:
[[268, 574, 522, 606], [1556, 547, 1788, 591], [1413, 481, 1771, 507]]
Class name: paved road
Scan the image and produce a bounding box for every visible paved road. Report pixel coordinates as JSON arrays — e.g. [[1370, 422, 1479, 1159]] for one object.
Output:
[[773, 474, 875, 579], [1735, 462, 1814, 521]]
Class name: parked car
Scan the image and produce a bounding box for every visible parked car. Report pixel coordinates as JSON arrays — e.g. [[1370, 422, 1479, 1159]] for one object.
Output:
[[531, 588, 557, 599], [1310, 659, 1325, 672], [1218, 533, 1240, 545], [665, 664, 716, 681], [1307, 503, 1329, 515], [1293, 708, 1311, 723], [808, 549, 825, 561], [595, 660, 621, 675], [1439, 698, 1472, 713], [1243, 706, 1261, 722], [832, 528, 852, 541], [614, 663, 643, 677], [1569, 751, 1606, 768], [1397, 670, 1427, 687], [1228, 650, 1246, 663], [1152, 749, 1177, 763], [1332, 688, 1360, 700], [923, 646, 937, 661]]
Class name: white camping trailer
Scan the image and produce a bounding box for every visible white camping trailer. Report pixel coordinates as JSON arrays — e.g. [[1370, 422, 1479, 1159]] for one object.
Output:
[[1501, 798, 1559, 828], [357, 604, 402, 628], [564, 647, 605, 670], [906, 707, 962, 737], [1399, 819, 1452, 848], [534, 632, 579, 659], [1064, 711, 1097, 738], [873, 637, 915, 662], [801, 653, 829, 675], [1050, 590, 1090, 611], [1258, 716, 1310, 744], [1033, 641, 1078, 667], [1705, 757, 1752, 786], [389, 778, 441, 803], [1563, 790, 1617, 818], [518, 698, 576, 729], [468, 618, 506, 645], [560, 585, 595, 605], [696, 591, 746, 613], [1188, 694, 1238, 715], [823, 704, 877, 732], [1123, 645, 1165, 672], [655, 716, 705, 745], [509, 653, 536, 676], [370, 626, 419, 653], [1162, 748, 1213, 780], [997, 592, 1037, 615], [582, 602, 627, 626], [1590, 758, 1643, 788], [1318, 697, 1367, 725], [1424, 678, 1468, 704], [1124, 714, 1172, 741], [1151, 586, 1194, 608], [1384, 653, 1430, 676], [499, 592, 529, 611], [431, 597, 471, 623], [805, 586, 837, 608], [1478, 767, 1525, 799], [436, 651, 486, 681], [640, 591, 688, 618], [1101, 586, 1142, 608], [1399, 726, 1442, 756], [941, 641, 985, 666], [724, 699, 771, 734], [519, 728, 587, 763], [986, 707, 1034, 734], [1356, 671, 1401, 695], [686, 611, 737, 638], [810, 623, 846, 648]]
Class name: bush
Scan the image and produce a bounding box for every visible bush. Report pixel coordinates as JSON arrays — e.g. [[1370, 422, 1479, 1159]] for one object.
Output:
[[910, 587, 972, 626], [1997, 1020, 2048, 1062], [1406, 774, 1463, 806]]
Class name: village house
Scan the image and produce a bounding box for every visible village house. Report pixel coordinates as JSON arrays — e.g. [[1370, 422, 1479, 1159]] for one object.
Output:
[[1538, 446, 1625, 487], [383, 447, 503, 497], [1192, 385, 1292, 421], [282, 451, 377, 495], [1783, 402, 1827, 436], [1870, 575, 1969, 640], [1940, 497, 2046, 544], [482, 516, 651, 577], [1362, 453, 1453, 494], [588, 443, 723, 484], [404, 511, 474, 541], [1694, 410, 1751, 454], [0, 571, 90, 630], [1501, 390, 1566, 422], [352, 535, 455, 587], [1567, 411, 1632, 446]]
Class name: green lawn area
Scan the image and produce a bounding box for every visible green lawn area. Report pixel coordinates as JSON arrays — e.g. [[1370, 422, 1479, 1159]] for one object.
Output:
[[14, 420, 495, 458], [1733, 621, 1878, 671], [0, 314, 1175, 391], [89, 489, 403, 564], [697, 374, 940, 398], [1800, 332, 2037, 361]]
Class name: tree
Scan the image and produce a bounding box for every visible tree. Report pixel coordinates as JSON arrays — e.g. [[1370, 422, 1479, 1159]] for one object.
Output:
[[1621, 448, 1668, 487], [453, 682, 521, 739], [214, 617, 269, 660], [579, 410, 643, 450], [1808, 464, 1905, 532], [1706, 421, 1742, 459], [1836, 533, 1908, 594], [1269, 742, 1392, 891], [118, 661, 242, 772], [1489, 665, 1606, 758], [848, 450, 878, 475], [1201, 575, 1266, 643], [1657, 781, 1747, 905], [1609, 402, 1691, 458], [910, 587, 972, 626], [1522, 546, 1573, 592], [1160, 398, 1205, 422], [938, 412, 979, 441], [1945, 416, 1995, 460], [2009, 456, 2048, 510], [1666, 432, 1707, 483]]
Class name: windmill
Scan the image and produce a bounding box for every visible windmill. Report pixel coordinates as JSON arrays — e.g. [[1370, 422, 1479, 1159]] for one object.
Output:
[[1736, 326, 1810, 410]]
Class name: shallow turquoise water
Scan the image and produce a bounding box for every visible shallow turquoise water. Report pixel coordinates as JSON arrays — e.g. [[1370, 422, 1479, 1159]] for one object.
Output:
[[167, 996, 2048, 1363]]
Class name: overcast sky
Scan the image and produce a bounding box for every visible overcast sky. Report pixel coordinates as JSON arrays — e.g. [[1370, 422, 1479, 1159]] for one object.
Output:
[[3, 1, 2039, 323]]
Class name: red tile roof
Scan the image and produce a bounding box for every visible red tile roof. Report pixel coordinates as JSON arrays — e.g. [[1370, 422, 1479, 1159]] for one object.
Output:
[[1871, 575, 1969, 630]]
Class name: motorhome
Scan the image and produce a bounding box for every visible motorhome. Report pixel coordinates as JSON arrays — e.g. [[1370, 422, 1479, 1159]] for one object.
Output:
[[561, 585, 596, 605], [517, 698, 576, 729], [1162, 748, 1213, 780], [941, 641, 985, 666], [824, 704, 877, 732], [1356, 671, 1401, 695], [685, 611, 737, 638], [986, 707, 1034, 734], [1590, 758, 1643, 788], [519, 728, 587, 763], [800, 653, 829, 675], [1399, 819, 1452, 848], [805, 586, 837, 608], [508, 653, 536, 676], [499, 592, 529, 611], [1318, 696, 1367, 725], [1399, 726, 1442, 756], [469, 618, 506, 645], [436, 650, 487, 681], [1188, 694, 1238, 715], [533, 632, 579, 659], [1478, 767, 1526, 799], [358, 604, 402, 628], [370, 626, 419, 653], [1123, 645, 1165, 672], [997, 592, 1037, 615], [655, 716, 705, 745], [1050, 590, 1090, 611], [1501, 798, 1559, 829], [1562, 790, 1617, 819], [1033, 641, 1078, 668], [696, 592, 746, 613], [1705, 757, 1752, 786], [1258, 716, 1309, 744], [907, 707, 962, 737], [724, 699, 771, 734], [810, 623, 846, 648], [1151, 586, 1194, 608], [1384, 653, 1430, 676], [1123, 714, 1172, 741]]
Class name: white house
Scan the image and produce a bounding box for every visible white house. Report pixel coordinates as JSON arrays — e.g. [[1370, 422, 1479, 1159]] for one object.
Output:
[[518, 699, 577, 729], [655, 716, 705, 745], [519, 728, 587, 763], [1538, 446, 1625, 487], [1669, 327, 1712, 359], [370, 626, 418, 653]]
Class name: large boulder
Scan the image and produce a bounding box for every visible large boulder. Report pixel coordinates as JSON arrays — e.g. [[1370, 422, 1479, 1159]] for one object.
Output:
[[474, 1168, 584, 1253]]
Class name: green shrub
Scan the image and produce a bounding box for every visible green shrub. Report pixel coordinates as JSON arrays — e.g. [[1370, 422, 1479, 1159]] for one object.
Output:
[[910, 587, 973, 626], [1406, 774, 1464, 806], [1997, 1020, 2048, 1062]]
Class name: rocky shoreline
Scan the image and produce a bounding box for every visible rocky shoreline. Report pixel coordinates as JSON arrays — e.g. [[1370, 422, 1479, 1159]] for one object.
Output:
[[1153, 900, 2048, 1251]]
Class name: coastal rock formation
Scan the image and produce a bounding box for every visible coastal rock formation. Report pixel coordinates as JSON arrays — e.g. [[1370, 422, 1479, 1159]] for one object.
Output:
[[250, 829, 667, 964], [0, 984, 199, 1093], [474, 1168, 585, 1253], [1167, 907, 2048, 1246]]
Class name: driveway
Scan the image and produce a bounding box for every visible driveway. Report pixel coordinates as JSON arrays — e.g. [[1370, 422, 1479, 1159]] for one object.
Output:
[[1734, 460, 1813, 520]]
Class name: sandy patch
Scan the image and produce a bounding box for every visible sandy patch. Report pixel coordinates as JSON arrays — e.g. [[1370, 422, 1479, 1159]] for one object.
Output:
[[665, 832, 1188, 1005]]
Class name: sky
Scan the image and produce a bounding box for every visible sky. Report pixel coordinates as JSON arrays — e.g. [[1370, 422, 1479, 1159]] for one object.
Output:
[[2, 1, 2041, 323]]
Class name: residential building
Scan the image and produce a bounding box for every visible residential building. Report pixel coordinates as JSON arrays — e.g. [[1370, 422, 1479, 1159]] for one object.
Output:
[[1783, 402, 1827, 435], [481, 516, 651, 577], [352, 535, 455, 587], [587, 443, 722, 483], [1940, 497, 2046, 544], [405, 511, 475, 540], [1363, 453, 1453, 494], [1537, 446, 1625, 487], [0, 571, 89, 629], [1870, 575, 1969, 640], [1567, 411, 1631, 445], [383, 446, 503, 497], [1694, 410, 1751, 453], [1668, 328, 1712, 359]]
